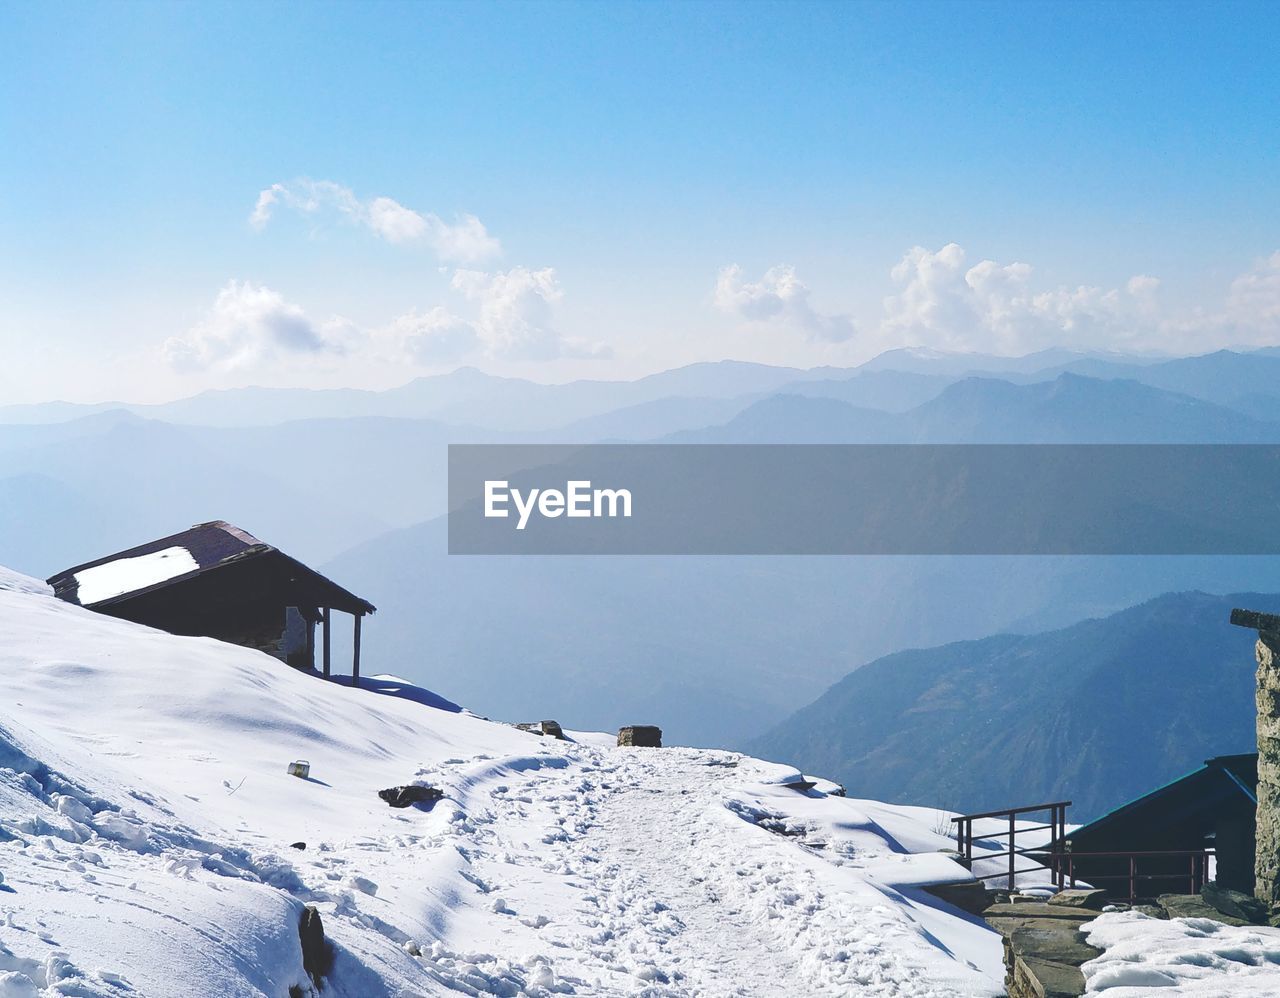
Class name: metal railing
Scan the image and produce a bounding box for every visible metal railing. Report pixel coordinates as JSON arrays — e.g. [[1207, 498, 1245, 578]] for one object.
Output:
[[952, 800, 1214, 901], [952, 801, 1070, 891], [1055, 848, 1214, 902]]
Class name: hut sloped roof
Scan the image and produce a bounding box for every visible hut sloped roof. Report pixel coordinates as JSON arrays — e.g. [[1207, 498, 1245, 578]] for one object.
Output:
[[47, 520, 375, 616], [1065, 753, 1257, 848]]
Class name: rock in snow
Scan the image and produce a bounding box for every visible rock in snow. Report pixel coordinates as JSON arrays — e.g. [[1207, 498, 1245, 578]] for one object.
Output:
[[617, 724, 662, 747], [377, 784, 444, 808], [0, 562, 1270, 995]]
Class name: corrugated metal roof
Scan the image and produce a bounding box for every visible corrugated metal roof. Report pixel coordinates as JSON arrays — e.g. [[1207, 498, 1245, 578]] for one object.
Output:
[[47, 520, 375, 615]]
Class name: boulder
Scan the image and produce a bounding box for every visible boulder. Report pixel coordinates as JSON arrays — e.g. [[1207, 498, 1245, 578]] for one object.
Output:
[[1157, 893, 1251, 926], [617, 725, 662, 747], [1200, 881, 1269, 924], [516, 720, 566, 739], [378, 785, 444, 809], [1048, 888, 1108, 911]]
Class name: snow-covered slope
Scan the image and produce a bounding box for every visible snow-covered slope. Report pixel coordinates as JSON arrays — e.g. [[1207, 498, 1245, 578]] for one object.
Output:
[[1083, 912, 1280, 995], [0, 566, 1010, 996]]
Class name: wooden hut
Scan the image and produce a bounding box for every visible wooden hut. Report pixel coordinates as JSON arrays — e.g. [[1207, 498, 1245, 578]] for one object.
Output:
[[47, 521, 374, 682], [1062, 754, 1257, 897]]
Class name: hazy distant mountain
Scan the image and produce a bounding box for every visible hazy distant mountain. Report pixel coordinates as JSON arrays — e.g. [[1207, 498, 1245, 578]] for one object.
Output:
[[745, 590, 1264, 819], [671, 373, 1280, 444], [0, 417, 387, 575], [906, 372, 1280, 442], [0, 473, 119, 575], [855, 346, 1168, 377], [8, 347, 1280, 435], [771, 369, 953, 413], [546, 395, 757, 441], [1080, 350, 1280, 416], [0, 361, 845, 431], [8, 353, 1280, 754], [323, 505, 1280, 748]]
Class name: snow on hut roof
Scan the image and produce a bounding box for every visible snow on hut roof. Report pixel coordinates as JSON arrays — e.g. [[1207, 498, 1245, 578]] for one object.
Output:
[[47, 520, 375, 615]]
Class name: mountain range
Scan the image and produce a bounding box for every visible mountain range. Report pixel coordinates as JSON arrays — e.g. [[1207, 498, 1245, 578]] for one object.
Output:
[[4, 346, 1280, 755], [745, 590, 1267, 819]]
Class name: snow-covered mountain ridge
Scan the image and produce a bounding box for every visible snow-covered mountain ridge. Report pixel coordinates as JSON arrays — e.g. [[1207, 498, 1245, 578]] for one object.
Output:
[[0, 565, 1006, 996]]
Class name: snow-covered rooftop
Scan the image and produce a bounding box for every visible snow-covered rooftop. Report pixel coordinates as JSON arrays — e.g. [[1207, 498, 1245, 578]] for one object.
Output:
[[46, 520, 374, 615], [72, 544, 199, 606]]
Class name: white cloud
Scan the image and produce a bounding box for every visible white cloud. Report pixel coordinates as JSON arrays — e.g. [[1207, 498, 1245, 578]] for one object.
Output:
[[451, 266, 609, 361], [381, 306, 477, 364], [714, 264, 856, 342], [712, 243, 1280, 357], [1226, 251, 1280, 327], [167, 263, 607, 375], [366, 196, 428, 244], [430, 215, 504, 264], [881, 243, 1162, 353], [163, 281, 348, 372], [249, 179, 501, 263]]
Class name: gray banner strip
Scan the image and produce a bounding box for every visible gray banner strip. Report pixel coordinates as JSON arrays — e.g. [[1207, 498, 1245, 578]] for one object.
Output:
[[447, 444, 1280, 555]]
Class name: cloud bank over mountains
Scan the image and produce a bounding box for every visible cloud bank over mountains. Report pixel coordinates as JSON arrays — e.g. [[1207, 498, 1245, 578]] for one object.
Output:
[[163, 181, 610, 374], [155, 177, 1280, 382], [715, 243, 1280, 360], [882, 243, 1280, 355], [165, 266, 605, 374], [879, 243, 1162, 354]]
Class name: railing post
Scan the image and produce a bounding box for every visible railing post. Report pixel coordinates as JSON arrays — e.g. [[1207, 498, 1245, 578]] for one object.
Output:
[[1052, 805, 1061, 888], [1129, 855, 1137, 902], [1009, 813, 1017, 891]]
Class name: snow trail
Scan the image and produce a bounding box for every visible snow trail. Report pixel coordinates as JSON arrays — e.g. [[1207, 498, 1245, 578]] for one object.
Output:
[[439, 744, 998, 996]]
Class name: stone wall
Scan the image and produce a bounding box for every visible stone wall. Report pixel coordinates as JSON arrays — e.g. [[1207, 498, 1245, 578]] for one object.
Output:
[[1255, 631, 1280, 916], [983, 900, 1100, 998]]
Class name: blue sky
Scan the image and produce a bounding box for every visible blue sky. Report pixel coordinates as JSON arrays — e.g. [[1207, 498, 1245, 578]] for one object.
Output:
[[1, 0, 1277, 402]]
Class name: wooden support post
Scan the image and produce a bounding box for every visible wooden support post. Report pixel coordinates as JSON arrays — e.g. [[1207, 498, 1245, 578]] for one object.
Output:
[[306, 611, 315, 669], [322, 607, 331, 679], [352, 613, 362, 687]]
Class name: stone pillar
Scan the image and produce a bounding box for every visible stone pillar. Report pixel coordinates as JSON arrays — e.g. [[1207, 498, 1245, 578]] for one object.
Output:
[[1255, 631, 1280, 914]]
